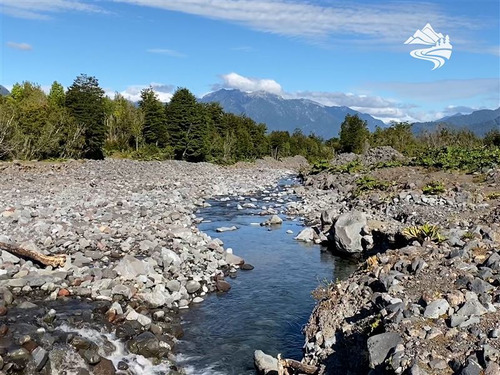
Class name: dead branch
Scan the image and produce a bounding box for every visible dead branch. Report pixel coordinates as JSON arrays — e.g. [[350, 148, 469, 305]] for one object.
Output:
[[0, 242, 66, 268]]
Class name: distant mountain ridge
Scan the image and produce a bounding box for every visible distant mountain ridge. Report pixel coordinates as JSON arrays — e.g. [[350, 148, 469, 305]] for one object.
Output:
[[413, 107, 500, 136], [200, 89, 385, 139], [0, 85, 10, 96]]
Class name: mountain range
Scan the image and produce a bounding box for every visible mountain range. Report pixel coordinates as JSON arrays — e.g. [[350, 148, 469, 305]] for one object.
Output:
[[413, 108, 500, 136], [200, 89, 385, 139], [0, 85, 10, 96]]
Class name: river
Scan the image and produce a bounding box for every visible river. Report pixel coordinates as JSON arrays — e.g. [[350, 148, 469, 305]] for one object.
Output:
[[176, 178, 356, 374]]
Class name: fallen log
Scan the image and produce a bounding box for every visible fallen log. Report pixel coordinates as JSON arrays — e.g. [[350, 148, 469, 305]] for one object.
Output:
[[277, 354, 318, 375], [0, 242, 66, 268]]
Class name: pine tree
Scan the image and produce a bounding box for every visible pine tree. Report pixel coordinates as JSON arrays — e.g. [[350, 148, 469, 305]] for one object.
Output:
[[339, 114, 370, 154], [165, 88, 207, 161], [65, 74, 106, 159], [139, 87, 167, 147]]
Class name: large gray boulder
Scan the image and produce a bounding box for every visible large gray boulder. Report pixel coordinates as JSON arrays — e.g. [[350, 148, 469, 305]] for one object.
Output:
[[367, 332, 402, 368], [334, 211, 367, 254], [254, 350, 278, 374]]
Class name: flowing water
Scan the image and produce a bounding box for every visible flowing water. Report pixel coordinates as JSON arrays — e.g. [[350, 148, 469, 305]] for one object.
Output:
[[1, 178, 356, 375], [176, 179, 357, 374]]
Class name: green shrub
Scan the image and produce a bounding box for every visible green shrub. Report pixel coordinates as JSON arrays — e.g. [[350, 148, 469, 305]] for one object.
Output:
[[413, 146, 500, 173], [422, 181, 446, 195], [130, 145, 174, 161], [355, 176, 390, 196], [402, 223, 446, 243]]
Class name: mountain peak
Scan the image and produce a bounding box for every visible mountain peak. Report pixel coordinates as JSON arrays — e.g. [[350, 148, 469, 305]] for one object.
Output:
[[201, 89, 385, 138]]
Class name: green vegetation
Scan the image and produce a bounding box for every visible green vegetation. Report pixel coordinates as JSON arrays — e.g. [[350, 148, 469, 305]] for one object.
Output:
[[0, 75, 498, 166], [486, 192, 500, 200], [354, 176, 390, 196], [339, 114, 370, 154], [402, 223, 446, 243], [412, 146, 500, 173], [461, 231, 476, 240], [311, 159, 365, 175], [422, 181, 446, 195]]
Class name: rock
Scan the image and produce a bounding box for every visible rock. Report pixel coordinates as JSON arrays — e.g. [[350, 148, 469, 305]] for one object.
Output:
[[254, 350, 278, 374], [295, 227, 316, 242], [262, 215, 283, 226], [127, 332, 161, 358], [226, 253, 244, 266], [79, 349, 101, 365], [424, 299, 450, 319], [93, 357, 116, 375], [216, 226, 238, 233], [367, 332, 402, 368], [8, 348, 30, 370], [333, 211, 367, 254], [17, 301, 38, 309], [114, 255, 148, 280], [166, 280, 181, 293], [456, 299, 488, 317], [241, 263, 254, 270], [192, 297, 204, 303], [32, 347, 48, 371], [186, 280, 201, 294], [216, 279, 231, 292]]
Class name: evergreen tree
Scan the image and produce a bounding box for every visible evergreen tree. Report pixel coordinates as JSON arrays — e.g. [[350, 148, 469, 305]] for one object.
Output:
[[65, 74, 106, 159], [165, 88, 207, 161], [139, 87, 167, 147], [339, 114, 370, 154], [48, 81, 65, 107]]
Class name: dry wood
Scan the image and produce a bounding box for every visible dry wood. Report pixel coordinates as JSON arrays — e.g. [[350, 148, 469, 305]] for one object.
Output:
[[0, 242, 66, 267], [277, 354, 317, 375]]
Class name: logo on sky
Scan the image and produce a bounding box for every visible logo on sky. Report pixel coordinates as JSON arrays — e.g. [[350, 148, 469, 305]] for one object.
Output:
[[404, 23, 452, 70]]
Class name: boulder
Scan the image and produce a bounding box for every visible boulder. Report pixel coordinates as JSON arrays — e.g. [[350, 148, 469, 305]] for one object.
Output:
[[254, 350, 278, 374], [367, 332, 401, 368], [226, 253, 244, 266], [334, 211, 367, 254], [424, 299, 450, 319], [295, 227, 316, 242]]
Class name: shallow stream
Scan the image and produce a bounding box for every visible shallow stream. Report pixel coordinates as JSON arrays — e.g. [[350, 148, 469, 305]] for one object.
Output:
[[176, 178, 356, 374]]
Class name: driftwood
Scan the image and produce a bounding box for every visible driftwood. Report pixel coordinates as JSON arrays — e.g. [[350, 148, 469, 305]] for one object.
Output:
[[0, 242, 66, 267], [277, 354, 318, 375]]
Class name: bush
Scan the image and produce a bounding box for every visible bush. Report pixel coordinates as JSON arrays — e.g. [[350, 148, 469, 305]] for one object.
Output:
[[422, 181, 446, 195], [412, 146, 500, 173], [130, 145, 174, 161], [354, 176, 390, 196], [402, 223, 445, 243]]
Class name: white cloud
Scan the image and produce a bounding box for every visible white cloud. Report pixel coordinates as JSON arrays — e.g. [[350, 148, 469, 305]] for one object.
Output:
[[106, 83, 174, 102], [110, 0, 497, 54], [371, 78, 500, 102], [147, 48, 187, 58], [6, 42, 33, 51], [218, 72, 283, 95], [0, 0, 105, 19]]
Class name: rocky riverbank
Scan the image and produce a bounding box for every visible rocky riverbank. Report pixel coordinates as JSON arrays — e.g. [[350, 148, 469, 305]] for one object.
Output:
[[287, 148, 500, 374], [0, 157, 306, 374]]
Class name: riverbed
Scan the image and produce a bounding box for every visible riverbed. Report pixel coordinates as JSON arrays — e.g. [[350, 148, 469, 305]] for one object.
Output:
[[176, 179, 356, 374]]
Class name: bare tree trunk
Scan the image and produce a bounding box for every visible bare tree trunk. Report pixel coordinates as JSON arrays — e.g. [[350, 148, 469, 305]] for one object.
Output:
[[0, 242, 66, 268]]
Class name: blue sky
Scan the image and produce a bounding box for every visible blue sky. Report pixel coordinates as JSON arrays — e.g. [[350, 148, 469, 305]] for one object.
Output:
[[1, 0, 499, 123]]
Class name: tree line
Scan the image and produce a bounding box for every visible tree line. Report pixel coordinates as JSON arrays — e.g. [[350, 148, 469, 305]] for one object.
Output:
[[0, 74, 498, 163]]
